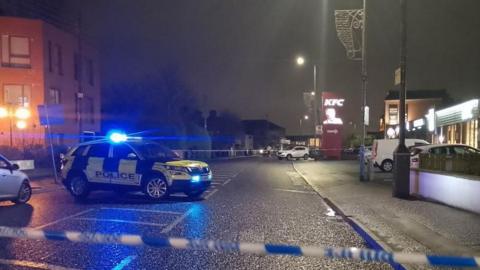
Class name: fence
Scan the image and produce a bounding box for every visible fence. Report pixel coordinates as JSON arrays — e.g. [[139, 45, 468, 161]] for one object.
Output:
[[419, 153, 480, 176], [174, 149, 260, 161]]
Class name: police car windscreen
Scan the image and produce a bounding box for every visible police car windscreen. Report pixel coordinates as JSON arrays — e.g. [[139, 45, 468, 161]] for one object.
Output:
[[131, 142, 180, 161]]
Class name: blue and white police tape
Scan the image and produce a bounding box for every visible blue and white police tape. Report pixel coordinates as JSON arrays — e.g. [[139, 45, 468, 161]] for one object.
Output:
[[0, 226, 478, 268]]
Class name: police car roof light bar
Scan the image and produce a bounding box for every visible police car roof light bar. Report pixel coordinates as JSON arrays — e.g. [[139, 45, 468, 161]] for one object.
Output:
[[107, 130, 128, 143]]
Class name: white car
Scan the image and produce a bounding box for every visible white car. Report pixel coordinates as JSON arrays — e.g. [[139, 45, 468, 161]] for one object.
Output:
[[372, 138, 429, 172], [277, 146, 309, 160], [0, 155, 32, 204], [410, 144, 480, 169]]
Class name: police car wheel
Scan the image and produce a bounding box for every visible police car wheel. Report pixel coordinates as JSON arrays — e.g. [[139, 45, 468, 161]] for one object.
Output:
[[69, 176, 89, 199], [144, 177, 169, 200]]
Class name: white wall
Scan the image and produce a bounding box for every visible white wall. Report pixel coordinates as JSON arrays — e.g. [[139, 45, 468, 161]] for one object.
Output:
[[410, 170, 480, 214]]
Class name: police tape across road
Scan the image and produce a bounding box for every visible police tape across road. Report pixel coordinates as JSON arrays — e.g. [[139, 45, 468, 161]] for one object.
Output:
[[0, 227, 479, 268]]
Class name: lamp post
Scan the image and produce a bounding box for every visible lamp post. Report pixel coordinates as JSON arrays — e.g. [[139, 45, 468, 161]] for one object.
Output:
[[296, 56, 319, 135], [393, 0, 410, 198]]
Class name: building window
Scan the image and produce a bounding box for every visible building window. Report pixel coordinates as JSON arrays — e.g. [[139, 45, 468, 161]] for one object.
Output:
[[48, 40, 53, 72], [74, 53, 81, 80], [4, 84, 31, 106], [1, 35, 31, 68], [48, 88, 61, 104], [55, 44, 63, 75], [87, 59, 94, 86], [84, 97, 94, 124], [388, 104, 398, 125]]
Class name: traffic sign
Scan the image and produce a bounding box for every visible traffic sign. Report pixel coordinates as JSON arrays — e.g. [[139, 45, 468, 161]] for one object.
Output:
[[38, 104, 65, 126], [394, 68, 401, 85]]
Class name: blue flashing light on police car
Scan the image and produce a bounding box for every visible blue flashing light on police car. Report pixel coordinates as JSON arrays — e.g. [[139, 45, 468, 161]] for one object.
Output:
[[107, 130, 128, 143], [191, 175, 201, 182]]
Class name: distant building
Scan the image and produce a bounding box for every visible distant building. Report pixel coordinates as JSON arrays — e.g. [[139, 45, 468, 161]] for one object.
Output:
[[0, 16, 101, 147], [242, 119, 285, 148], [383, 89, 451, 140]]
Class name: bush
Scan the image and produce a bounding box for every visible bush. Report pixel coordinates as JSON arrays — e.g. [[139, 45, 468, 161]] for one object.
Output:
[[419, 153, 480, 176]]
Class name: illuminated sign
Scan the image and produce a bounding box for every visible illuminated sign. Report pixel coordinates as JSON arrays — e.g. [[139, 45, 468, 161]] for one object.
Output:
[[323, 108, 343, 125], [413, 118, 425, 128], [324, 99, 345, 107], [426, 108, 435, 132]]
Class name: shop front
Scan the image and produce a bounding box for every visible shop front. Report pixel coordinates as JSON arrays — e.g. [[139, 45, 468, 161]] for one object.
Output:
[[435, 99, 478, 148]]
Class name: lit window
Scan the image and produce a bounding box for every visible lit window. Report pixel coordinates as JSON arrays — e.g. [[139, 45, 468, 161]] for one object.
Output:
[[4, 84, 31, 106], [49, 88, 61, 104], [1, 35, 31, 68]]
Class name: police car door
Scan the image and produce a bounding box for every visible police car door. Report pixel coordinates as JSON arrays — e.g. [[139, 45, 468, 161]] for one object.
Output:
[[85, 143, 111, 184], [111, 143, 142, 186]]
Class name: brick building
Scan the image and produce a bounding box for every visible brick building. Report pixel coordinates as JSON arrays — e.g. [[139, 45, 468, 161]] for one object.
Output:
[[0, 16, 101, 147]]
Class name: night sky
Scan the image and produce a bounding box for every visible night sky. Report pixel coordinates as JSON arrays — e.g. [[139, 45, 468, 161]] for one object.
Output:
[[74, 0, 480, 135]]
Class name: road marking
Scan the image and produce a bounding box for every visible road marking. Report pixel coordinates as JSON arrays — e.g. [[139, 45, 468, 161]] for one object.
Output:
[[222, 179, 232, 186], [73, 217, 167, 227], [34, 209, 94, 229], [112, 255, 137, 270], [100, 207, 182, 215], [274, 188, 317, 195], [384, 178, 393, 182], [203, 189, 218, 199], [161, 208, 195, 233], [0, 258, 77, 270]]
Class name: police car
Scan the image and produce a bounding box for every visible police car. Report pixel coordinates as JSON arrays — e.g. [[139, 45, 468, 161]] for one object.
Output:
[[61, 134, 212, 200]]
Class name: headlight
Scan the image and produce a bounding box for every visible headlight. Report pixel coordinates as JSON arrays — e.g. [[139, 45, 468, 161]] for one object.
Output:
[[259, 149, 264, 154]]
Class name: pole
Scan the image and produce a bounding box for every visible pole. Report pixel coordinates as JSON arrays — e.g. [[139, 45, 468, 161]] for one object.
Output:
[[359, 0, 368, 181], [9, 115, 13, 147], [313, 65, 318, 133], [393, 0, 410, 198], [77, 12, 83, 140], [45, 105, 59, 184]]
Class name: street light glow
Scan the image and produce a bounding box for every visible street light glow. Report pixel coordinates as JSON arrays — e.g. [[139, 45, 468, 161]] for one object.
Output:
[[15, 107, 31, 119], [304, 115, 309, 120], [0, 107, 8, 118], [311, 91, 315, 96], [16, 120, 27, 129], [296, 56, 305, 66]]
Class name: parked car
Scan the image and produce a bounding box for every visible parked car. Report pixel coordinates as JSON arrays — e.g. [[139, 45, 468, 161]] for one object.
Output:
[[410, 144, 480, 169], [277, 146, 309, 160], [309, 148, 324, 161], [372, 138, 429, 172], [0, 155, 32, 204]]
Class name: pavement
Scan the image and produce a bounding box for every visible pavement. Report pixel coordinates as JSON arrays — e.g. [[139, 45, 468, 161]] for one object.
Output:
[[0, 158, 392, 270], [293, 160, 480, 270]]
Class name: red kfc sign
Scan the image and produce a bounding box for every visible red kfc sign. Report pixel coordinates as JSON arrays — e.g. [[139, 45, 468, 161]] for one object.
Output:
[[321, 92, 344, 159]]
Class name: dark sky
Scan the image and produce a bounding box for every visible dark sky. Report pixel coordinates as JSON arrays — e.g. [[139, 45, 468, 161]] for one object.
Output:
[[75, 0, 480, 135]]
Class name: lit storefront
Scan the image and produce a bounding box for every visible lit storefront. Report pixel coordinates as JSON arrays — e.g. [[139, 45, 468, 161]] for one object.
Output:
[[435, 99, 478, 148]]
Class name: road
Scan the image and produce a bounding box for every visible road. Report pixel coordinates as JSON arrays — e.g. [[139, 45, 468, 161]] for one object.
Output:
[[0, 158, 391, 270]]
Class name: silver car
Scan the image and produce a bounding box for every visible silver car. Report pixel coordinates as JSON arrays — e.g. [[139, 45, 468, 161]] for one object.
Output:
[[0, 155, 32, 204]]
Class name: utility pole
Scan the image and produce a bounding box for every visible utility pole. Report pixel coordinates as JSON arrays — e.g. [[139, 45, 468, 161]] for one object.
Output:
[[77, 12, 84, 140], [393, 0, 410, 198], [359, 0, 368, 181], [313, 64, 318, 136]]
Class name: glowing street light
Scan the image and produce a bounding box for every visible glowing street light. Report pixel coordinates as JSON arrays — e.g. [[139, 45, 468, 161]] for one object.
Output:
[[16, 120, 27, 129], [0, 107, 8, 118], [310, 91, 315, 96], [15, 107, 31, 119], [304, 115, 309, 120], [296, 56, 305, 66]]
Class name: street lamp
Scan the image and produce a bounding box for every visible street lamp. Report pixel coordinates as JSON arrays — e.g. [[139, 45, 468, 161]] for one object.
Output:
[[0, 106, 31, 147], [295, 56, 319, 136], [296, 56, 305, 66], [304, 115, 309, 120]]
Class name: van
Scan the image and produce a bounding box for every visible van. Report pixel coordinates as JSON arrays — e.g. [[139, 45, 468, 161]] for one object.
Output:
[[371, 139, 429, 172]]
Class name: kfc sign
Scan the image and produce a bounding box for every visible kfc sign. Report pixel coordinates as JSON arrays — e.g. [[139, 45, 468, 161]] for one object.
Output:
[[324, 99, 345, 107]]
